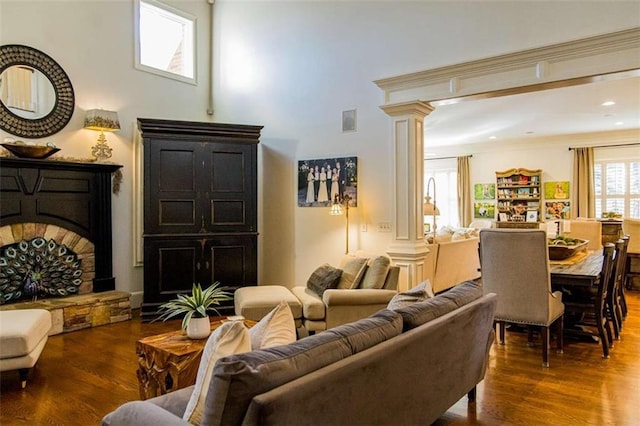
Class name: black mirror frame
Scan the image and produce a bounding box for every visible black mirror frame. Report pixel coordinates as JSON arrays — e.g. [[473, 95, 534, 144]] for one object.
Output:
[[0, 44, 75, 139]]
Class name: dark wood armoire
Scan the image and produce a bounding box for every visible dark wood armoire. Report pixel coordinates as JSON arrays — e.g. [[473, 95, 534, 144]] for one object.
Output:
[[138, 118, 262, 321]]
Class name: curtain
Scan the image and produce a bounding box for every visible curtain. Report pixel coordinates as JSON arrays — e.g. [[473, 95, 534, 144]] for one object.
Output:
[[572, 147, 595, 218], [457, 156, 472, 227]]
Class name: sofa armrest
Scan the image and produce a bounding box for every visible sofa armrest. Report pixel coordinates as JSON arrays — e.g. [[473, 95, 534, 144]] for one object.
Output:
[[102, 401, 190, 426], [322, 289, 397, 306]]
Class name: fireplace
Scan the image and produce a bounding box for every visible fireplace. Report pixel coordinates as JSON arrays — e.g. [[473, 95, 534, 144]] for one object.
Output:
[[0, 157, 120, 294], [0, 157, 129, 333]]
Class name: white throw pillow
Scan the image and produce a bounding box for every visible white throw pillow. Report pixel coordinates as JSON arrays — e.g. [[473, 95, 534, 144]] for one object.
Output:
[[183, 320, 251, 425], [249, 300, 296, 350], [387, 280, 434, 310]]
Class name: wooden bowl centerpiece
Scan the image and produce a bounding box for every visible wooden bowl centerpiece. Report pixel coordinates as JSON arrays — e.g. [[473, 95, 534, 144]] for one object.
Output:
[[548, 236, 589, 260]]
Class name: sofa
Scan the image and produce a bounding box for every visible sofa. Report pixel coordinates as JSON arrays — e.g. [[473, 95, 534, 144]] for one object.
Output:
[[103, 281, 497, 426], [425, 237, 481, 293]]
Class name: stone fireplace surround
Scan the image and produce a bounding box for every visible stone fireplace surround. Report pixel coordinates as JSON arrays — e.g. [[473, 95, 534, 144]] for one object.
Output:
[[0, 223, 131, 335]]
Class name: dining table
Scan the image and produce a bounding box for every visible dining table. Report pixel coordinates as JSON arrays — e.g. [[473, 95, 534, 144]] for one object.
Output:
[[549, 248, 604, 342]]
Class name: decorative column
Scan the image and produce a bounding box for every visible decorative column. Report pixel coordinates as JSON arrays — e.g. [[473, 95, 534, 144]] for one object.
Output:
[[380, 101, 434, 292]]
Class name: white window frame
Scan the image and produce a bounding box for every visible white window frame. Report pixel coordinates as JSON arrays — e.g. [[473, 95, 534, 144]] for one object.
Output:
[[134, 0, 197, 85], [594, 158, 640, 219]]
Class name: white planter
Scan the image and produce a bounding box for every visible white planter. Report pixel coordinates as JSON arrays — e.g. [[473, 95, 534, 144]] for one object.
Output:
[[186, 316, 211, 339]]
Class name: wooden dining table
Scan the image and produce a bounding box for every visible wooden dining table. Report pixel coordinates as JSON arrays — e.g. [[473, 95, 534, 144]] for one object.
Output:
[[549, 249, 603, 342], [550, 249, 603, 288]]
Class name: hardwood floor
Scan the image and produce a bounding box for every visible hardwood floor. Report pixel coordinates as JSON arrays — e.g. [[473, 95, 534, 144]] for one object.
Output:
[[1, 292, 639, 425]]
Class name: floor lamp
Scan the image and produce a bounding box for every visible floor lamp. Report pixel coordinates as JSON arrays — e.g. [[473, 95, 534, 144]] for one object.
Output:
[[330, 193, 352, 254], [424, 177, 439, 240]]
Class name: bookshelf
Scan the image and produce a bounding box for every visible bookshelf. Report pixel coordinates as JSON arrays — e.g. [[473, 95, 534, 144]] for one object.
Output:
[[496, 168, 542, 229]]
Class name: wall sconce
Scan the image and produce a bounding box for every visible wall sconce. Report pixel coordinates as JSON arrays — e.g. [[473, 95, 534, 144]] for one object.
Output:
[[84, 109, 120, 162], [424, 177, 440, 237], [330, 193, 352, 254]]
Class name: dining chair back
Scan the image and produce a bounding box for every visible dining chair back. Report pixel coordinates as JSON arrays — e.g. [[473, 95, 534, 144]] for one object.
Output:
[[563, 243, 616, 358], [607, 237, 629, 338], [479, 229, 564, 367], [566, 220, 602, 251]]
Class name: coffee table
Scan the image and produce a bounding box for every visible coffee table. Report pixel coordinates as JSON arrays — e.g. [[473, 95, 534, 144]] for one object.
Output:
[[136, 316, 255, 400]]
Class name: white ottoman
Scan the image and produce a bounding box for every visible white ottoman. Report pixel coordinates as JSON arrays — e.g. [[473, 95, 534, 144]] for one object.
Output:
[[234, 286, 303, 327], [0, 309, 52, 388]]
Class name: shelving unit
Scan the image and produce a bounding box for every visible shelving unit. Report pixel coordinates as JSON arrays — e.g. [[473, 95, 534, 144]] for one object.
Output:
[[495, 168, 542, 229]]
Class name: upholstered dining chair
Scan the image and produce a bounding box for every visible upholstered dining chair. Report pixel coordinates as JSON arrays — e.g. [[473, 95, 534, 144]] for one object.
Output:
[[562, 243, 616, 358], [566, 219, 602, 251], [479, 229, 564, 367]]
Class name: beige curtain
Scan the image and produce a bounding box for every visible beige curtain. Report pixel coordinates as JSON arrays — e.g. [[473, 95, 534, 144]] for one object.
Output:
[[572, 147, 595, 218], [457, 156, 472, 227], [5, 66, 34, 112]]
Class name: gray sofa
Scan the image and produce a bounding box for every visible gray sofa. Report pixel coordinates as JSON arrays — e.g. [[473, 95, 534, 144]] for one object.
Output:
[[103, 281, 497, 426]]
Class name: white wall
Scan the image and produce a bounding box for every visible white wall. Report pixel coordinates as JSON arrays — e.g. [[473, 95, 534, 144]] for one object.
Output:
[[1, 1, 639, 299]]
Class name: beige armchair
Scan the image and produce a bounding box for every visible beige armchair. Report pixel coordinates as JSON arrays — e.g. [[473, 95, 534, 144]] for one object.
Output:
[[291, 255, 399, 333], [479, 229, 564, 367]]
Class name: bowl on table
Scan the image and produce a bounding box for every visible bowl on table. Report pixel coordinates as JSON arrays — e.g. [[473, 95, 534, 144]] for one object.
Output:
[[548, 237, 589, 260], [1, 143, 60, 159]]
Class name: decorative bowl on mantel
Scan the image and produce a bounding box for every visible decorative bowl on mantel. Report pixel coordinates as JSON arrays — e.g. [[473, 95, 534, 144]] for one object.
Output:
[[548, 237, 589, 260], [1, 143, 60, 159]]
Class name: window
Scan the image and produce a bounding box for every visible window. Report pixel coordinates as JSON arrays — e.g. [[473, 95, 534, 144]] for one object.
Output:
[[594, 159, 640, 218], [425, 164, 459, 230], [134, 0, 196, 84]]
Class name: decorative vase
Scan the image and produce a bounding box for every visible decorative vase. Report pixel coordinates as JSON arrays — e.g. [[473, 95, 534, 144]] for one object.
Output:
[[186, 316, 211, 339]]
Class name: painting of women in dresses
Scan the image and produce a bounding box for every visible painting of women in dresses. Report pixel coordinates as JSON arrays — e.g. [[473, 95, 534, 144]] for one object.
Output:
[[298, 156, 358, 207]]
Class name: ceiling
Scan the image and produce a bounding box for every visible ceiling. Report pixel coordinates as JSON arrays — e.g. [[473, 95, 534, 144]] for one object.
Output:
[[422, 76, 640, 150]]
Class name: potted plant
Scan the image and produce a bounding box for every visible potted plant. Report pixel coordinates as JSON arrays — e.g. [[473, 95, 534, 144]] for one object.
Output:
[[155, 282, 232, 339]]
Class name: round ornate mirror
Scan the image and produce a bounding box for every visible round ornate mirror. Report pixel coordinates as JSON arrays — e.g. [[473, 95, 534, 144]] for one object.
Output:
[[0, 44, 75, 138]]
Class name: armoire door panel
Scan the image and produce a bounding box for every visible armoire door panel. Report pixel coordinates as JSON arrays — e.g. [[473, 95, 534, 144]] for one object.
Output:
[[158, 246, 198, 293], [159, 199, 196, 225], [211, 150, 245, 192], [159, 149, 196, 192], [210, 199, 245, 225]]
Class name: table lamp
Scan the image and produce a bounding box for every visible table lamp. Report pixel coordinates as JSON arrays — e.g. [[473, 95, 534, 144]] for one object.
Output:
[[84, 109, 120, 162], [424, 177, 440, 238]]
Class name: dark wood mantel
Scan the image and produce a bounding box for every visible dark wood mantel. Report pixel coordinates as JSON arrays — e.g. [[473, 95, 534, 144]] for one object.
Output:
[[0, 157, 122, 292]]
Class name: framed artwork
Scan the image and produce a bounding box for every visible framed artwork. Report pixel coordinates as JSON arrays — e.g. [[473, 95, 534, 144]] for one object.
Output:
[[474, 183, 495, 200], [526, 210, 538, 222], [498, 212, 508, 222], [474, 202, 495, 219], [298, 156, 358, 207], [545, 201, 571, 219], [544, 181, 570, 199]]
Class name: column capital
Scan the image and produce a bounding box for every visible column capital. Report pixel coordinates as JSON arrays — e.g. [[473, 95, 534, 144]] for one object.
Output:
[[380, 101, 434, 118]]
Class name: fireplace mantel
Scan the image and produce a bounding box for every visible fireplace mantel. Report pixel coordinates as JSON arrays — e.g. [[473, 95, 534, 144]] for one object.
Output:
[[0, 157, 122, 292]]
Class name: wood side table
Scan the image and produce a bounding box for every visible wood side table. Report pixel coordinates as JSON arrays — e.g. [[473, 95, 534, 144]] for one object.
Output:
[[136, 317, 255, 400]]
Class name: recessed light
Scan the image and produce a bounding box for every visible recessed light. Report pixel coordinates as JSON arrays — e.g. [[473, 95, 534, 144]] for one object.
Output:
[[615, 121, 624, 126], [489, 136, 497, 140], [602, 101, 615, 106]]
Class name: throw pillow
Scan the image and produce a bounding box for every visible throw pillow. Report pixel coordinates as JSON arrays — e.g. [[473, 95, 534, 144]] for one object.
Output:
[[359, 256, 391, 289], [387, 280, 434, 310], [336, 255, 369, 289], [306, 263, 342, 296], [183, 320, 251, 425], [249, 300, 297, 350]]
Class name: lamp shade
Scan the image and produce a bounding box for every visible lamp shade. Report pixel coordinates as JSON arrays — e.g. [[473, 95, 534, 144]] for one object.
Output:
[[84, 109, 120, 132], [423, 196, 440, 215]]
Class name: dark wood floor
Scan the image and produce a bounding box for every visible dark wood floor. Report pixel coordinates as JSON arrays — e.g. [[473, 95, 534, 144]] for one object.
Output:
[[1, 291, 639, 425]]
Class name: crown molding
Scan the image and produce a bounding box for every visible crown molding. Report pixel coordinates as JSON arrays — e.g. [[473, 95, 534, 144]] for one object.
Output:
[[375, 27, 640, 105]]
